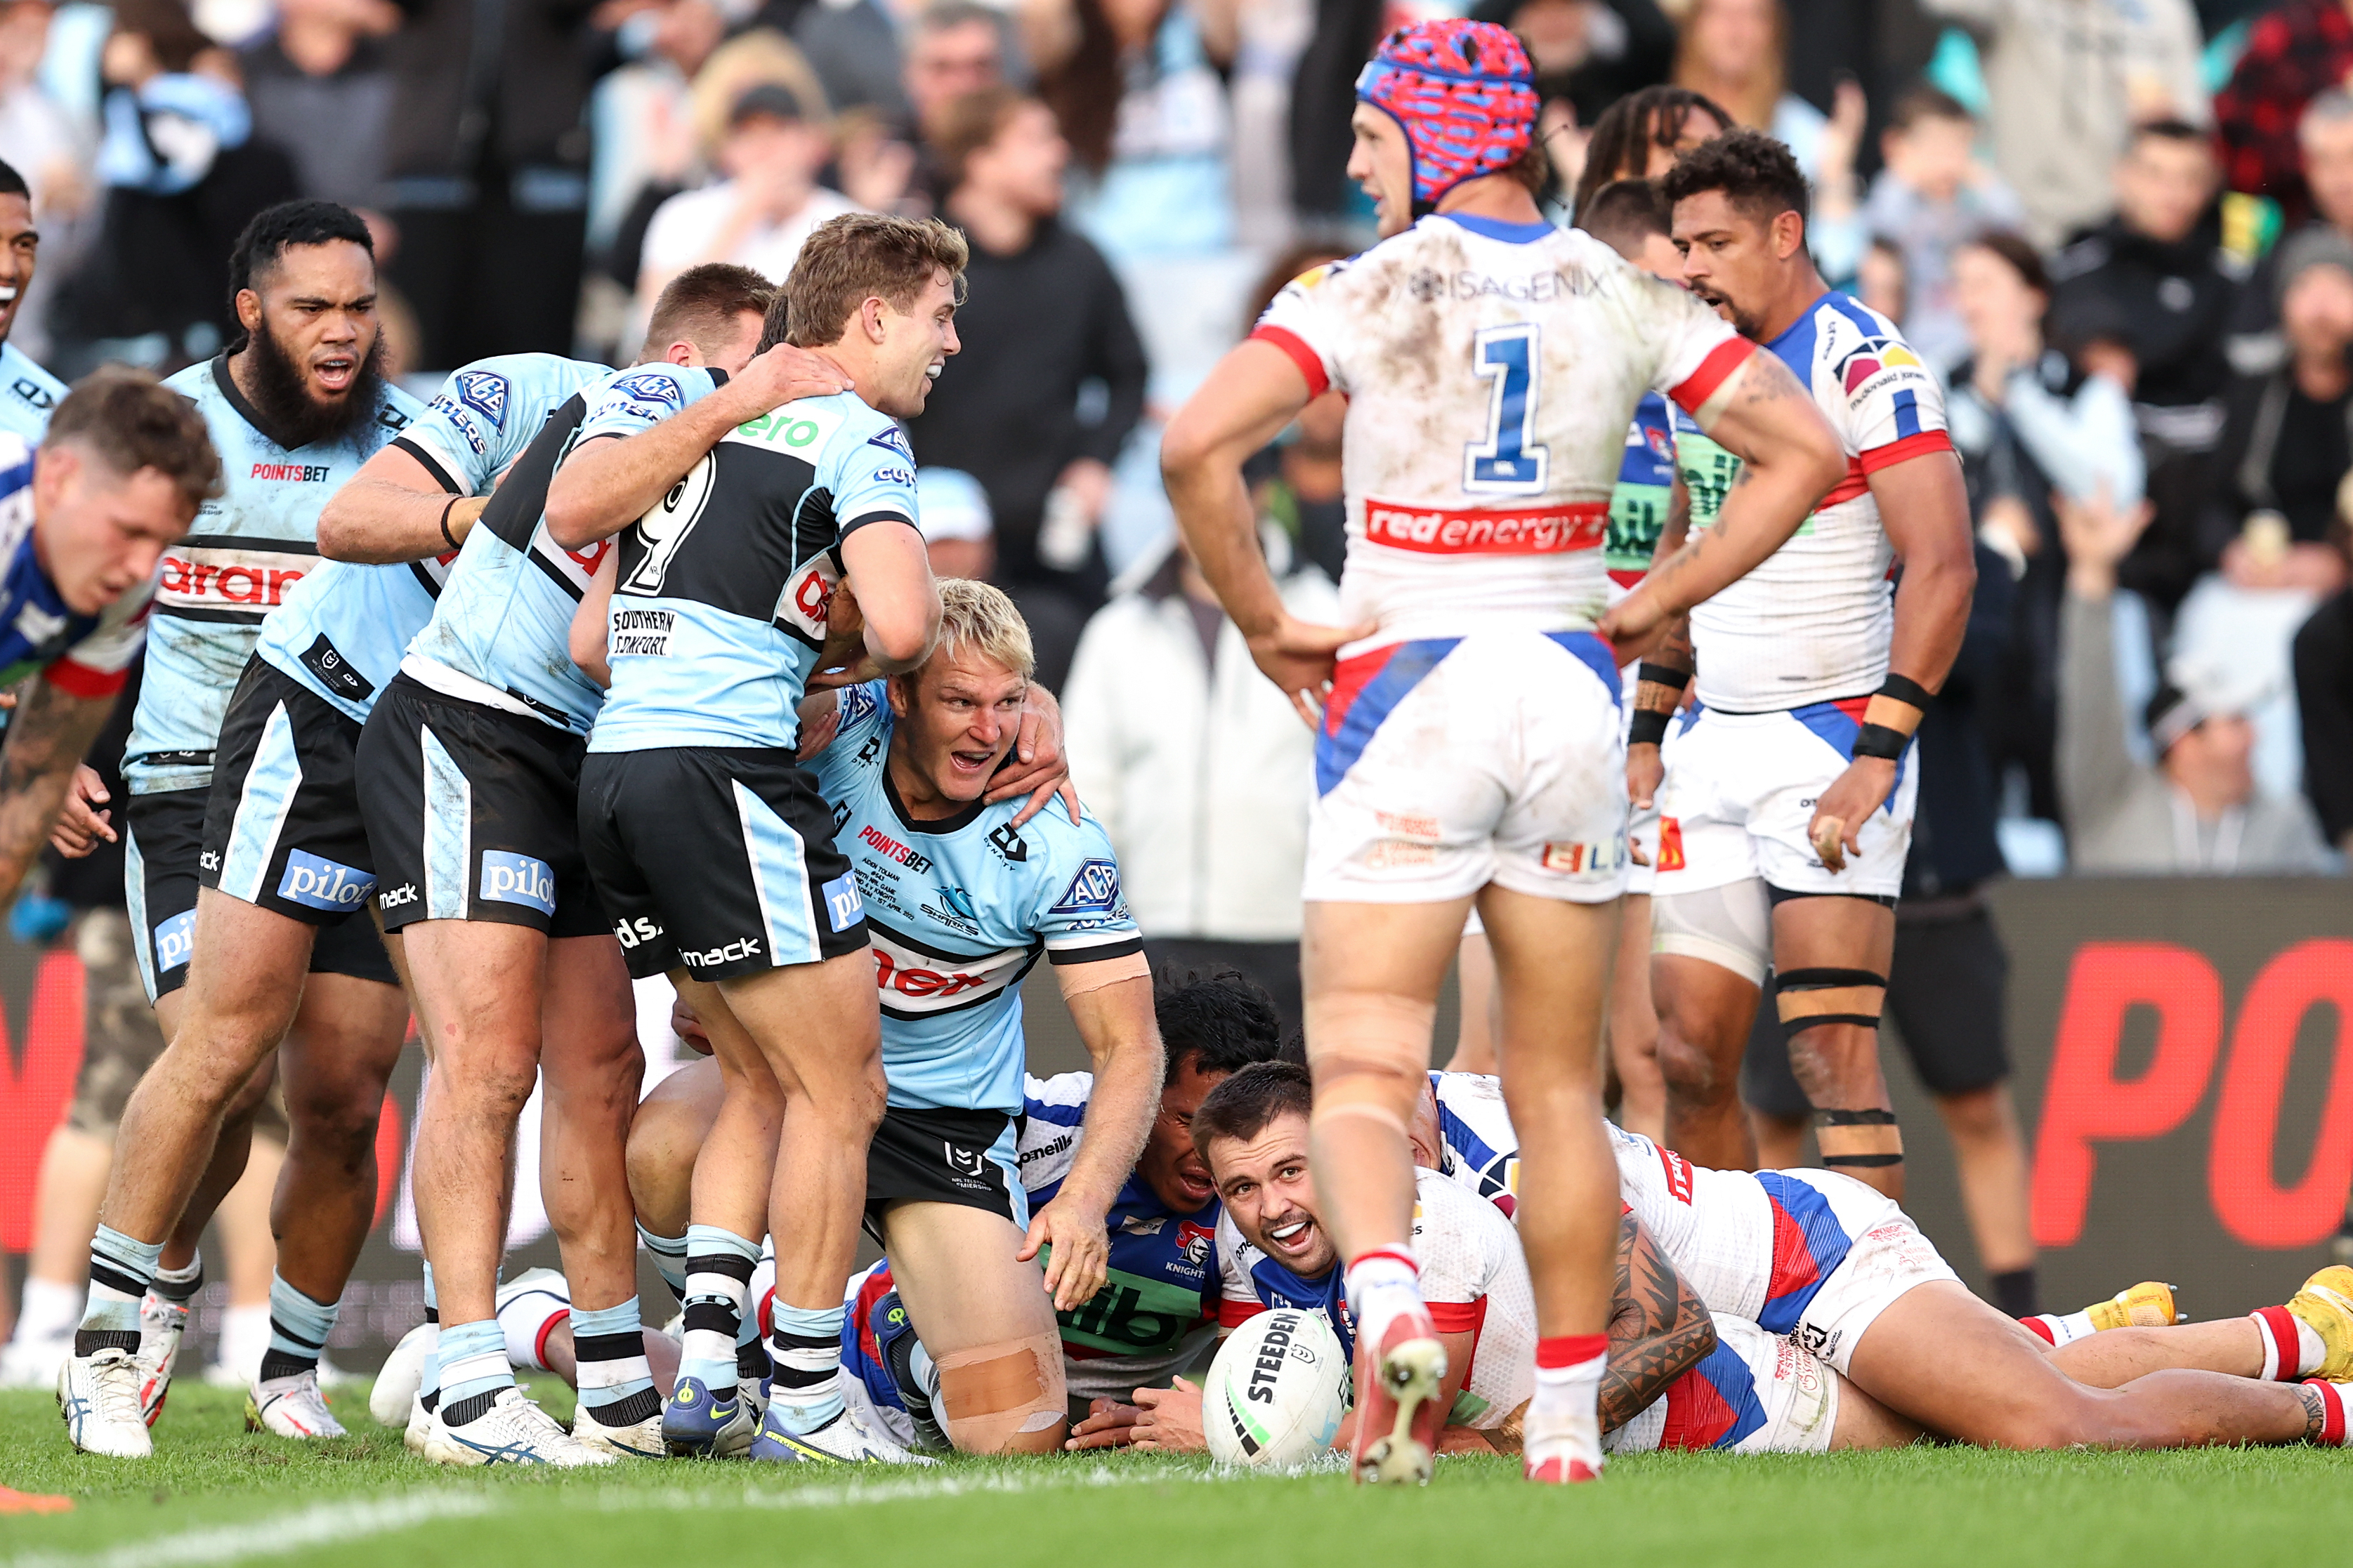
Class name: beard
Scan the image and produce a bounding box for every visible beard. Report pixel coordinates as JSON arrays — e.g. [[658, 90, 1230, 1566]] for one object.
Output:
[[242, 317, 387, 449]]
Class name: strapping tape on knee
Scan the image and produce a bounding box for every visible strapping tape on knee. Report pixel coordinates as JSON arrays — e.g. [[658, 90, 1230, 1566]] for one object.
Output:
[[1812, 1107, 1903, 1168], [1300, 994, 1435, 1136], [1774, 967, 1885, 1039], [933, 1329, 1066, 1454]]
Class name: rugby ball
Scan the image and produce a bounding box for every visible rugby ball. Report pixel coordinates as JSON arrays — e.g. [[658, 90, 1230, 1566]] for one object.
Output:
[[1202, 1308, 1349, 1470]]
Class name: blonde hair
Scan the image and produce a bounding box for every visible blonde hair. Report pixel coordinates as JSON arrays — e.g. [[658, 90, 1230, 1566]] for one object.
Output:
[[931, 577, 1034, 679]]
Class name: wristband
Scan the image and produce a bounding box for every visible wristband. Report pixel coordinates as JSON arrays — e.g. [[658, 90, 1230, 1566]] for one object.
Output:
[[1877, 673, 1934, 710], [1629, 709, 1671, 746], [1635, 662, 1691, 693], [1852, 723, 1908, 760], [439, 496, 462, 551]]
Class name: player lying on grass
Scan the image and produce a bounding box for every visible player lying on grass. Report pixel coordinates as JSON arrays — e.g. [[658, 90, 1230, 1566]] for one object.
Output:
[[636, 969, 1284, 1451], [1420, 1069, 2353, 1448], [621, 579, 1160, 1458]]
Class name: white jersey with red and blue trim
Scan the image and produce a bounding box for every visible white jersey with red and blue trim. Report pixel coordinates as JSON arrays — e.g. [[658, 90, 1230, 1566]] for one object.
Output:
[[1250, 213, 1751, 653], [1672, 290, 1952, 713], [0, 437, 149, 697]]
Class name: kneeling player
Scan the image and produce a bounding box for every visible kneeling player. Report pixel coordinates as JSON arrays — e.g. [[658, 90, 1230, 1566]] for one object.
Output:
[[627, 581, 1162, 1458]]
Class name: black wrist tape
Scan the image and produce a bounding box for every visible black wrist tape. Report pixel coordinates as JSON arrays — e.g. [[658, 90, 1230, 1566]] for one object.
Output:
[[1636, 662, 1691, 693], [1876, 672, 1934, 710], [1853, 723, 1908, 760], [1629, 709, 1670, 746]]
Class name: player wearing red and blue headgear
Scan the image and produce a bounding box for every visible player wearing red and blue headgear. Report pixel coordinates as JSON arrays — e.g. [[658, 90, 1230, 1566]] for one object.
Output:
[[1352, 20, 1542, 220]]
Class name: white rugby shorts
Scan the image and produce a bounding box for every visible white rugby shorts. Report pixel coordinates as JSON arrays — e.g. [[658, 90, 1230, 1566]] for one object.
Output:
[[1651, 700, 1918, 901], [1775, 1168, 1959, 1376], [1607, 1313, 1840, 1454], [1305, 630, 1628, 905]]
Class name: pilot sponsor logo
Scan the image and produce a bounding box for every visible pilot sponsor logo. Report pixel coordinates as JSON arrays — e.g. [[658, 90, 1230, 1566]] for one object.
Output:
[[822, 870, 864, 933], [857, 824, 933, 874], [1049, 858, 1122, 916], [277, 849, 376, 912], [250, 463, 332, 482], [1363, 499, 1605, 556], [480, 850, 557, 916], [612, 914, 664, 949], [153, 909, 197, 974], [680, 936, 766, 968]]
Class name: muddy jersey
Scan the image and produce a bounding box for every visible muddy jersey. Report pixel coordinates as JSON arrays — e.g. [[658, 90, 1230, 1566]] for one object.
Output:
[[126, 360, 418, 791], [1605, 393, 1677, 605], [1021, 1072, 1221, 1399], [1429, 1070, 1521, 1217], [1249, 213, 1748, 652], [0, 438, 148, 694], [1217, 1166, 1535, 1430], [1672, 291, 1953, 712]]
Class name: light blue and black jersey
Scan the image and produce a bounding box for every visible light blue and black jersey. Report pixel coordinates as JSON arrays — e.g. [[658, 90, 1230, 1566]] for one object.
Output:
[[811, 682, 1142, 1116], [250, 357, 583, 725], [124, 360, 419, 793], [398, 355, 614, 731], [586, 371, 923, 755], [0, 436, 150, 692], [0, 342, 65, 444]]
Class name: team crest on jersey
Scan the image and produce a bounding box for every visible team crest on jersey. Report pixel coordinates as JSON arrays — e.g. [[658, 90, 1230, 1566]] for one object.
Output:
[[1176, 1220, 1215, 1267], [837, 683, 879, 728], [11, 378, 53, 409], [988, 822, 1028, 864], [456, 371, 510, 429], [1049, 858, 1122, 915], [1834, 338, 1924, 395], [611, 371, 686, 409]]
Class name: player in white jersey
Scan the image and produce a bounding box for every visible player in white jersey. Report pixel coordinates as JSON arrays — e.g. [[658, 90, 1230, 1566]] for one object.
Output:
[[1604, 131, 1978, 1199], [1159, 18, 1845, 1485], [0, 161, 67, 444]]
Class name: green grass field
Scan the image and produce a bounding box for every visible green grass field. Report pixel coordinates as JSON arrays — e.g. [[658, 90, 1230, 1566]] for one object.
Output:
[[1, 1381, 2347, 1567]]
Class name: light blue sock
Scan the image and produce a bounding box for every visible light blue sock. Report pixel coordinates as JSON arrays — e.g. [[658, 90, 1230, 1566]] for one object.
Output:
[[572, 1299, 658, 1424], [78, 1225, 164, 1341], [679, 1225, 759, 1392], [435, 1319, 513, 1420], [258, 1272, 338, 1383], [638, 1223, 689, 1302], [766, 1302, 846, 1434]]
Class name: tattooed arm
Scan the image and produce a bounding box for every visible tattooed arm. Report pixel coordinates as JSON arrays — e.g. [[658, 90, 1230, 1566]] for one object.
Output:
[[1600, 1208, 1719, 1434], [1627, 480, 1694, 830], [0, 676, 126, 906]]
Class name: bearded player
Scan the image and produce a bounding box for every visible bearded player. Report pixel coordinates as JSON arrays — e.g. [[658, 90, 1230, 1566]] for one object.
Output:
[[1160, 18, 1845, 1484]]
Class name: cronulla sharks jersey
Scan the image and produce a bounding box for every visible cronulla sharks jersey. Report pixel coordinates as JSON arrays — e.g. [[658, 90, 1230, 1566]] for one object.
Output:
[[811, 682, 1141, 1114], [124, 359, 418, 791], [588, 371, 921, 753], [0, 343, 65, 443], [252, 360, 570, 725], [1021, 1071, 1222, 1399], [398, 355, 614, 730], [0, 438, 148, 692]]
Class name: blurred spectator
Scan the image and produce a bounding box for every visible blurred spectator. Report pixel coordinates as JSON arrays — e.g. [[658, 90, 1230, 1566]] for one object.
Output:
[[1854, 232, 1906, 322], [2213, 0, 2353, 224], [1028, 0, 1232, 261], [1863, 85, 2024, 369], [1571, 84, 1730, 212], [909, 86, 1147, 690], [915, 465, 995, 581], [1061, 523, 1339, 1036], [634, 83, 856, 319], [2050, 119, 2241, 619], [379, 0, 608, 368], [1947, 230, 2143, 822], [2056, 486, 2331, 872], [1243, 245, 1346, 584], [0, 1, 93, 245], [1283, 0, 1380, 223], [2293, 503, 2353, 853], [48, 0, 297, 371], [1205, 0, 1310, 246], [1472, 0, 1675, 131], [586, 0, 731, 310], [0, 157, 67, 437], [238, 0, 398, 211], [792, 0, 908, 119], [1922, 0, 2206, 246], [815, 1, 1008, 221], [2207, 228, 2353, 596], [2227, 93, 2353, 380], [1670, 0, 1864, 274]]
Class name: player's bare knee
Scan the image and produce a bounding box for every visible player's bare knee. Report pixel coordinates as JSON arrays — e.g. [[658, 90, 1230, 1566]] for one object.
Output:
[[1656, 1029, 1732, 1105], [934, 1331, 1066, 1454]]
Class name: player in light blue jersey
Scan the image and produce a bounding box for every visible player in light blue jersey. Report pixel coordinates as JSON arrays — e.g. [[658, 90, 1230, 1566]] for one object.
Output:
[[622, 579, 1160, 1458], [0, 161, 67, 444], [358, 265, 851, 1468], [569, 214, 962, 1466]]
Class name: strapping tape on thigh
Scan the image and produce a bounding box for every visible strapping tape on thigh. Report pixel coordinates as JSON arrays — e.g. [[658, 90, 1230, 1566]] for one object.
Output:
[[1774, 966, 1885, 1035], [1301, 994, 1434, 1135]]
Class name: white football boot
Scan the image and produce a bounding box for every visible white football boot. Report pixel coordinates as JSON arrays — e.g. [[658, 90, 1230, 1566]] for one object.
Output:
[[136, 1291, 191, 1428], [572, 1398, 667, 1459], [421, 1385, 615, 1468], [247, 1369, 348, 1438], [58, 1347, 152, 1458], [370, 1320, 436, 1428], [405, 1391, 432, 1454]]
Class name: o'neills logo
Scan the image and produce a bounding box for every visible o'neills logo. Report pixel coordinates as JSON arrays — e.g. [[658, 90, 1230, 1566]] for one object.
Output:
[[1362, 499, 1605, 555]]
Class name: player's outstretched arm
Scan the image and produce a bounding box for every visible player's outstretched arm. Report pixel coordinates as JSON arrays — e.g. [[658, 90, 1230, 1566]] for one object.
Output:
[[0, 678, 125, 908], [1162, 340, 1371, 725], [1601, 353, 1845, 657], [568, 549, 617, 689], [1599, 1209, 1718, 1435], [317, 444, 487, 564], [543, 345, 852, 548], [837, 520, 939, 674], [1021, 968, 1161, 1312]]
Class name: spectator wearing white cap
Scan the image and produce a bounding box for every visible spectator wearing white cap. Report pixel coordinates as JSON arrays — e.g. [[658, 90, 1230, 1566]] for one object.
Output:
[[915, 465, 994, 581], [1059, 526, 1339, 1033]]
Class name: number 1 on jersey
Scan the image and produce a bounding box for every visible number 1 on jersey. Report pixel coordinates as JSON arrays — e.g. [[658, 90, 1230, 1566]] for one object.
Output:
[[1464, 324, 1549, 495]]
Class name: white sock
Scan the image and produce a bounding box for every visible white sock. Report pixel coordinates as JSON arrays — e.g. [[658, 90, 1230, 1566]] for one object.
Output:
[[13, 1277, 83, 1342], [1343, 1249, 1424, 1354], [1526, 1336, 1608, 1474]]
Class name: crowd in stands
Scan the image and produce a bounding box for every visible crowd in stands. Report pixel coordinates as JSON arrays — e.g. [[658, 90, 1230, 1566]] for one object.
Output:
[[0, 0, 2345, 914]]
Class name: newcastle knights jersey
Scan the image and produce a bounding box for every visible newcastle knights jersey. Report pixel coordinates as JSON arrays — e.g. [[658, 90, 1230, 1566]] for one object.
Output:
[[0, 438, 148, 694]]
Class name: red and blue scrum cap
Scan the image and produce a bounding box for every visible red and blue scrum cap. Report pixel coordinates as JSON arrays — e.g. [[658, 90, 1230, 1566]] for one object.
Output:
[[1354, 19, 1540, 211]]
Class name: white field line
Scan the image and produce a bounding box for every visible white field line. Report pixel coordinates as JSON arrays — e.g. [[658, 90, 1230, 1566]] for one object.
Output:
[[1, 1462, 1269, 1568]]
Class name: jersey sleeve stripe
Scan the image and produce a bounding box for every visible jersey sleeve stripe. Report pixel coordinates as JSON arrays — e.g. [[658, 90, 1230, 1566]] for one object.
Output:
[[1667, 338, 1755, 416], [44, 657, 131, 698], [1855, 428, 1955, 473], [391, 435, 465, 496], [1044, 935, 1144, 965], [839, 509, 917, 536], [1248, 325, 1332, 400]]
